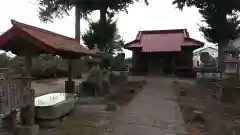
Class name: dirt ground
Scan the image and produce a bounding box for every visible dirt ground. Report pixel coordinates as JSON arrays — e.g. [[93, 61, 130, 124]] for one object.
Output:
[[173, 79, 240, 135], [38, 105, 114, 135], [37, 78, 145, 135]]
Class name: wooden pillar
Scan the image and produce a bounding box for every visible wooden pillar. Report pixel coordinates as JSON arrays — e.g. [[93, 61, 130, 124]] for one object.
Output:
[[25, 54, 32, 87], [68, 59, 73, 82], [65, 58, 75, 93], [75, 5, 81, 42], [132, 50, 139, 74]]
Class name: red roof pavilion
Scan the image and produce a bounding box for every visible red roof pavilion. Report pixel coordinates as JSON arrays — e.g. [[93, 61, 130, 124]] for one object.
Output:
[[0, 20, 95, 58], [0, 20, 98, 93]]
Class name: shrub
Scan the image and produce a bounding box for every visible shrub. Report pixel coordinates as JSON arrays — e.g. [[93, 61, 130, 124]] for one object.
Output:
[[8, 55, 87, 79]]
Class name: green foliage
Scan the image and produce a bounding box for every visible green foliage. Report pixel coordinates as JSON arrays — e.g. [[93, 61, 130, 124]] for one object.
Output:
[[172, 0, 240, 12], [31, 55, 58, 78], [100, 0, 149, 13], [5, 54, 87, 79], [111, 53, 126, 71], [82, 17, 124, 55], [172, 0, 240, 43], [199, 7, 240, 43], [37, 0, 93, 22], [172, 0, 240, 74], [200, 52, 211, 64], [37, 0, 148, 22], [0, 53, 11, 68]]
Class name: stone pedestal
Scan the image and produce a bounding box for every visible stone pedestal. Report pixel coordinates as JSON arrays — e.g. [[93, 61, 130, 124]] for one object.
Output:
[[16, 124, 39, 135], [20, 106, 34, 125], [65, 80, 75, 93], [19, 103, 38, 135]]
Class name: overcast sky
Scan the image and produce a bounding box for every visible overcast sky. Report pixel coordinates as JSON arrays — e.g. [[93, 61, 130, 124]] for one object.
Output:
[[0, 0, 211, 58]]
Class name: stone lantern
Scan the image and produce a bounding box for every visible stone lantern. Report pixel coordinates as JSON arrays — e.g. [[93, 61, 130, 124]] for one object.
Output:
[[87, 45, 104, 70]]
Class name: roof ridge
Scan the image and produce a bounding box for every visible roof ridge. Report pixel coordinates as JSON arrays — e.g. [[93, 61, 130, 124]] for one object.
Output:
[[11, 20, 77, 42], [139, 29, 186, 32], [135, 29, 187, 40]]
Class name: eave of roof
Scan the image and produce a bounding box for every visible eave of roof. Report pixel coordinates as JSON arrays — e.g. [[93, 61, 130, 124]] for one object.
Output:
[[184, 37, 204, 45], [0, 20, 96, 58], [124, 39, 141, 49]]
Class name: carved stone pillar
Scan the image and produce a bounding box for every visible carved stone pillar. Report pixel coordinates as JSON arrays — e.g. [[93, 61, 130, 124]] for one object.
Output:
[[17, 54, 39, 135]]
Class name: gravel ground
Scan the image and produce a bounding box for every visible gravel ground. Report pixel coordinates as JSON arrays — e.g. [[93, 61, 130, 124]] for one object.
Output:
[[38, 105, 115, 135]]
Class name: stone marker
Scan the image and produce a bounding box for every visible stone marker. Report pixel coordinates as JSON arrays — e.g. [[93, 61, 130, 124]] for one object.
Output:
[[179, 89, 186, 96]]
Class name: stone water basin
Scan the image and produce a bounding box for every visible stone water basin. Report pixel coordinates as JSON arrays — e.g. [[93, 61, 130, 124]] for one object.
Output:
[[35, 93, 76, 128]]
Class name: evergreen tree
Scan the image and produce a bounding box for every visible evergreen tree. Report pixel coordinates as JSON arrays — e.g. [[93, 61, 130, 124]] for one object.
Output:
[[82, 17, 124, 55], [172, 0, 240, 75]]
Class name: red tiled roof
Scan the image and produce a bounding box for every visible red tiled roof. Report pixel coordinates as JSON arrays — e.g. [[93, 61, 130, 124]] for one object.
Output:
[[0, 20, 95, 57], [183, 37, 204, 46], [125, 29, 204, 52], [125, 40, 141, 47]]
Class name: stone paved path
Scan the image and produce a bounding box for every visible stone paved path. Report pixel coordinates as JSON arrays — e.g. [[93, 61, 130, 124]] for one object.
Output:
[[103, 77, 186, 135]]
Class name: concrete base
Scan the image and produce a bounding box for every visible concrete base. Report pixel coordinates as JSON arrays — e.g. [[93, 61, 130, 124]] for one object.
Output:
[[16, 124, 39, 135], [37, 119, 61, 129]]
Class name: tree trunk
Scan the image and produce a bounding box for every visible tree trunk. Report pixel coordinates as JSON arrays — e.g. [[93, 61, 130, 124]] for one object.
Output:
[[75, 5, 81, 42], [99, 7, 107, 52], [65, 5, 81, 93]]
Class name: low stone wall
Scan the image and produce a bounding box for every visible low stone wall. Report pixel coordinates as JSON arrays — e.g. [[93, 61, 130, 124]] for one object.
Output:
[[196, 72, 238, 80], [196, 72, 221, 79]]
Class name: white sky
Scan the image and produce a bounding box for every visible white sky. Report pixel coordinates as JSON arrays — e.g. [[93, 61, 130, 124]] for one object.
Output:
[[0, 0, 213, 58]]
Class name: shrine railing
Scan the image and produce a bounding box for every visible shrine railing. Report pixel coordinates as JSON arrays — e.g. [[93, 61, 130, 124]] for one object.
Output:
[[0, 77, 34, 118]]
